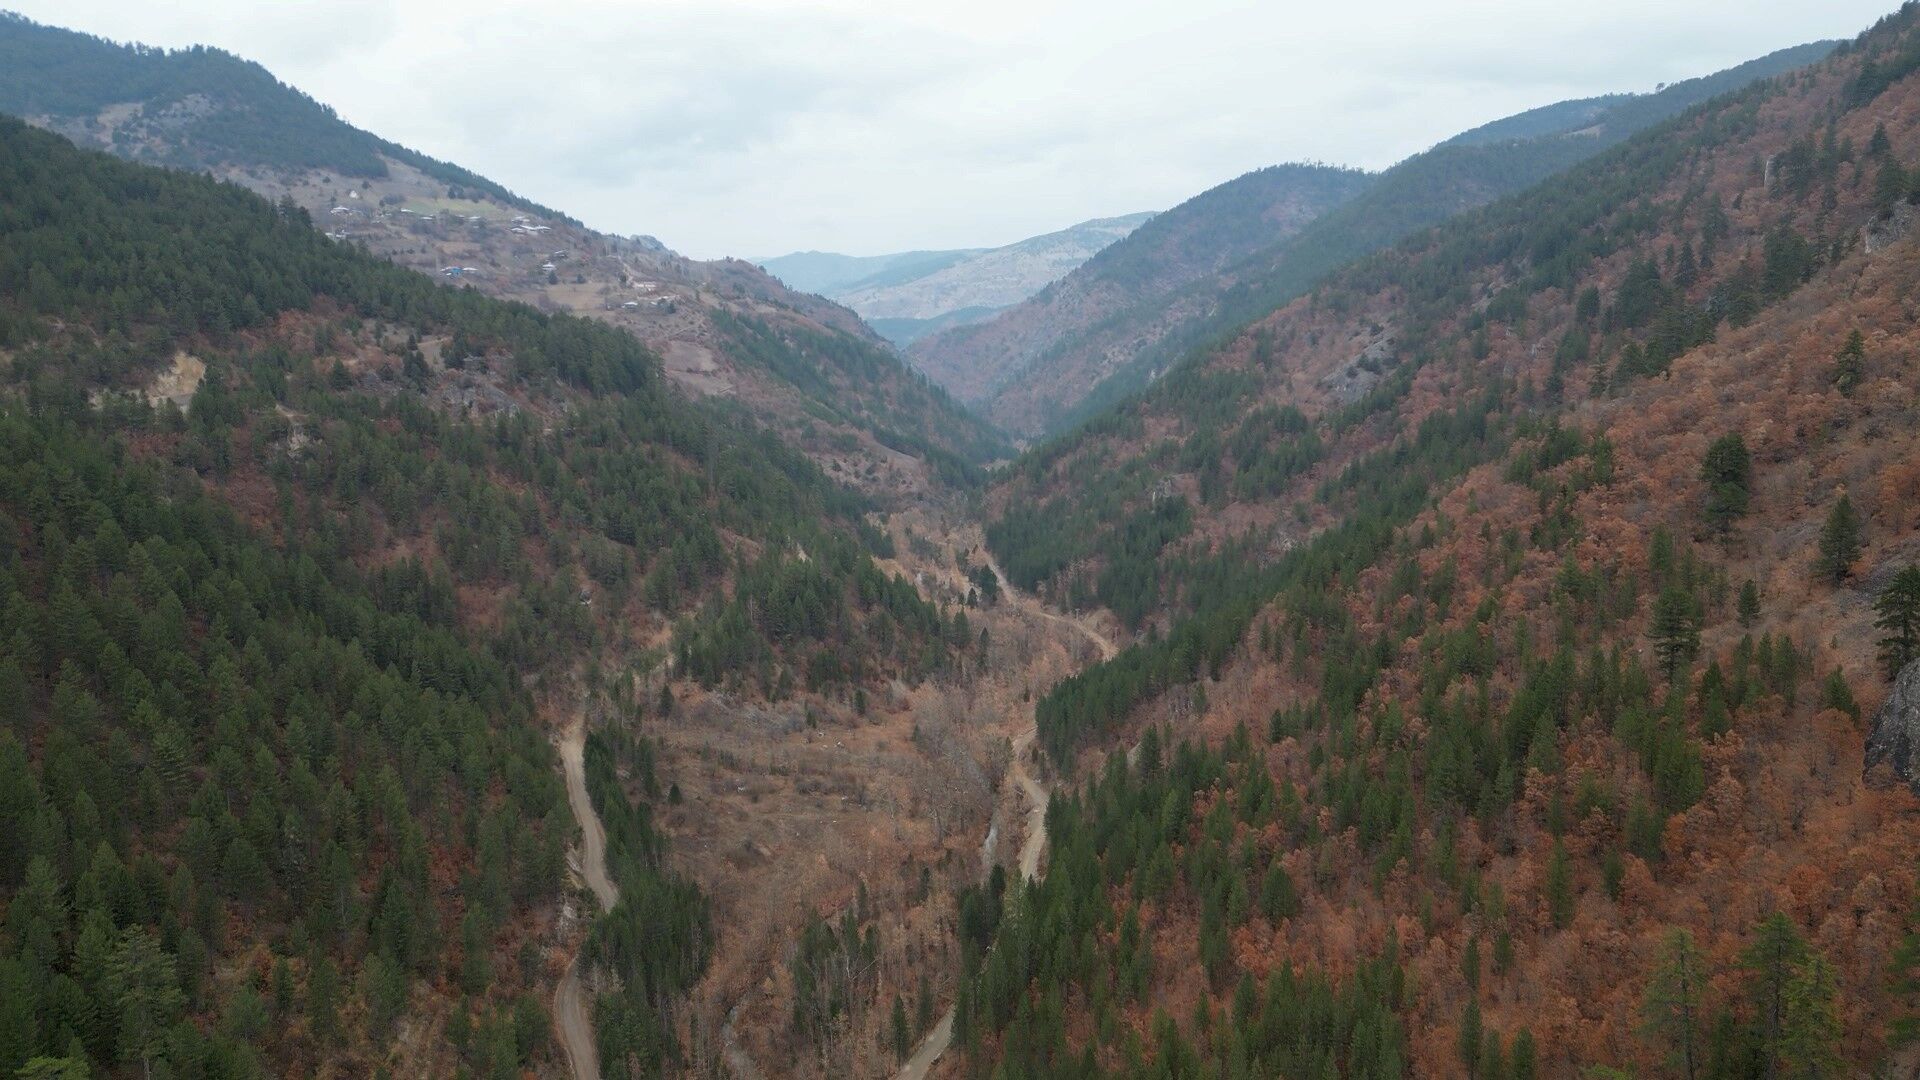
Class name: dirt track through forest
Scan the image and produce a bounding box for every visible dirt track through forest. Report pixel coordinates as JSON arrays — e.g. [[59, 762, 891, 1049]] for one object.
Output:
[[893, 560, 1115, 1080], [556, 717, 617, 1080]]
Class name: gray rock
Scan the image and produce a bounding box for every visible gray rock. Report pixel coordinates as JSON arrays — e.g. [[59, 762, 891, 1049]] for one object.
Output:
[[1865, 658, 1920, 795], [1319, 330, 1397, 406]]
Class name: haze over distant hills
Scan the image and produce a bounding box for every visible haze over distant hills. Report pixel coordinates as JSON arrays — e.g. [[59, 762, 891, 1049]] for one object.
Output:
[[911, 40, 1835, 438], [759, 212, 1153, 346]]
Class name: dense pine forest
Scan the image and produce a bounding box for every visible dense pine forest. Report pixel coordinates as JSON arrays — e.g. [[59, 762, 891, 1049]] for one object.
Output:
[[0, 114, 973, 1077]]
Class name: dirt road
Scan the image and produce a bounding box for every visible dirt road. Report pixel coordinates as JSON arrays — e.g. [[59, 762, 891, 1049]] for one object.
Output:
[[893, 561, 1111, 1080], [556, 717, 619, 1080], [894, 1009, 954, 1080], [1010, 726, 1048, 882], [985, 553, 1117, 662], [561, 722, 620, 912]]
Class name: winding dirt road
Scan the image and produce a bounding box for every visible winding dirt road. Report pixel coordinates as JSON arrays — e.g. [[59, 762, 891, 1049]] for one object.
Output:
[[986, 554, 1118, 663], [895, 1008, 955, 1080], [1010, 726, 1048, 883], [893, 559, 1115, 1080], [556, 718, 618, 1080]]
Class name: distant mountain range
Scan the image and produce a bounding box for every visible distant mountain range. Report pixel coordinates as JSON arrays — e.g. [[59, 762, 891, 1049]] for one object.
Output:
[[759, 213, 1154, 345], [910, 40, 1835, 438]]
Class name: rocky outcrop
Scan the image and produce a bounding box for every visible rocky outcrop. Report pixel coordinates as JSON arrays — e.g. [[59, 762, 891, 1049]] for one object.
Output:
[[1866, 658, 1920, 795], [1320, 330, 1398, 406]]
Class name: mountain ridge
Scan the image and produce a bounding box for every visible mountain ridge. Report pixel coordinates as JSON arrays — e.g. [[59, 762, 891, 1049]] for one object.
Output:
[[962, 12, 1920, 1075], [761, 212, 1156, 346], [0, 12, 1010, 490], [906, 162, 1376, 416], [916, 40, 1836, 439]]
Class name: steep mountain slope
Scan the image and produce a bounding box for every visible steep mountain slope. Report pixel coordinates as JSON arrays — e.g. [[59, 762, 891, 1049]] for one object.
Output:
[[766, 214, 1155, 347], [906, 164, 1373, 419], [956, 10, 1920, 1077], [0, 114, 980, 1079], [926, 42, 1833, 439], [0, 13, 1008, 492]]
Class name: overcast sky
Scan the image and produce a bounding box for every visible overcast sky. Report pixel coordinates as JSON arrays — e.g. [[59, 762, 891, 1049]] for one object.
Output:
[[8, 0, 1899, 259]]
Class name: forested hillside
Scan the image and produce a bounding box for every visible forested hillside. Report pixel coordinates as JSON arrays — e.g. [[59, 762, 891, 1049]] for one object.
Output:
[[931, 42, 1832, 439], [905, 164, 1373, 422], [962, 6, 1920, 1076], [0, 115, 972, 1078], [0, 11, 560, 215], [0, 14, 1009, 496]]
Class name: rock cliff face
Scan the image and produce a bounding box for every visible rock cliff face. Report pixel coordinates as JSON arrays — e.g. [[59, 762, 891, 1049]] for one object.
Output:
[[1867, 659, 1920, 794]]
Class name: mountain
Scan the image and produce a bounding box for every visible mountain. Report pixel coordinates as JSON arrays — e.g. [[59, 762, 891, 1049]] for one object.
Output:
[[756, 248, 984, 297], [12, 6, 1920, 1080], [962, 9, 1920, 1076], [919, 41, 1835, 439], [0, 110, 986, 1077], [762, 213, 1156, 347], [906, 164, 1374, 418], [0, 12, 1009, 491], [0, 10, 564, 218]]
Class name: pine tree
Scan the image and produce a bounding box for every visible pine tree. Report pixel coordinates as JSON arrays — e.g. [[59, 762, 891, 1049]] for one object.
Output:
[[1878, 158, 1910, 208], [1777, 954, 1841, 1079], [1459, 999, 1483, 1073], [307, 953, 340, 1044], [1742, 912, 1809, 1080], [1641, 928, 1707, 1080], [108, 927, 183, 1080], [1832, 330, 1865, 395], [1737, 580, 1761, 628], [1888, 901, 1920, 1044], [1651, 586, 1701, 682], [1875, 565, 1920, 680], [891, 995, 910, 1062], [1481, 1030, 1507, 1080], [1511, 1028, 1537, 1080], [1815, 495, 1862, 585], [1820, 668, 1858, 721], [1261, 861, 1300, 922], [1700, 434, 1752, 532]]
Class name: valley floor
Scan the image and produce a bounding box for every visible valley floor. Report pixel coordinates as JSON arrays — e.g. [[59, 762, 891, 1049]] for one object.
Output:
[[550, 504, 1120, 1080]]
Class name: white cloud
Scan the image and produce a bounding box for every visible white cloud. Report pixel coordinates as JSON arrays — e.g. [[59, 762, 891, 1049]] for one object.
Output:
[[7, 0, 1896, 257]]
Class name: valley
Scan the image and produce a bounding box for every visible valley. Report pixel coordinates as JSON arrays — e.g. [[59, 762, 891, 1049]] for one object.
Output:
[[4, 6, 1920, 1080]]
